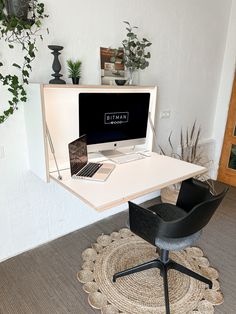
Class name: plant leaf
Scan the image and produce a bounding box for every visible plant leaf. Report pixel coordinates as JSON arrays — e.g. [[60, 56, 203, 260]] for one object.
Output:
[[168, 131, 174, 152], [158, 145, 166, 156], [180, 129, 184, 160], [12, 63, 21, 69]]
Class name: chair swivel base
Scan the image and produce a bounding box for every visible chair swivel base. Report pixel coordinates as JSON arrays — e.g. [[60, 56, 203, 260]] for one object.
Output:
[[113, 256, 212, 314]]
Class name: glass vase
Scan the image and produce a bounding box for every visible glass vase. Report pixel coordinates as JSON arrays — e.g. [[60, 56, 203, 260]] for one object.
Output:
[[126, 68, 139, 85]]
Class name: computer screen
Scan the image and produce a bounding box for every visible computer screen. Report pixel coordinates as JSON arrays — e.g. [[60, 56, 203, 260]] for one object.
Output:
[[79, 92, 150, 152]]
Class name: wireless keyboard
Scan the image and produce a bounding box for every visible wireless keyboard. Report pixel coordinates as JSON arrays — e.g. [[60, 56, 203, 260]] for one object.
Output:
[[110, 153, 145, 164]]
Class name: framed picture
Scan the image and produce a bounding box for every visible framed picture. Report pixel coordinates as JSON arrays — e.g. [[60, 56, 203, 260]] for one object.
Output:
[[100, 47, 126, 85]]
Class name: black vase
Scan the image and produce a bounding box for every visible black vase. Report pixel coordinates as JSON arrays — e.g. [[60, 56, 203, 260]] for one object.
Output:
[[5, 0, 30, 19], [72, 77, 80, 85], [48, 45, 66, 84]]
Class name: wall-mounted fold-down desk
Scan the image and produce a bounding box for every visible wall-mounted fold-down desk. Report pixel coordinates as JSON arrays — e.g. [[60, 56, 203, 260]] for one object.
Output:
[[24, 84, 206, 211], [50, 153, 205, 211]]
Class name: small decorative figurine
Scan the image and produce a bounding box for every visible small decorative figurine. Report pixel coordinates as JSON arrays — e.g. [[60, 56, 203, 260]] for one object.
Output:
[[48, 45, 66, 84]]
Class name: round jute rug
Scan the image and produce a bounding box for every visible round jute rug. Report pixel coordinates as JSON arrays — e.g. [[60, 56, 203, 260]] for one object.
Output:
[[77, 228, 223, 314]]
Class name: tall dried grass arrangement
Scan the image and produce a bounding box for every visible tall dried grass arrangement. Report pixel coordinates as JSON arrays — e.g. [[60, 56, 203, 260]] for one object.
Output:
[[159, 121, 215, 193]]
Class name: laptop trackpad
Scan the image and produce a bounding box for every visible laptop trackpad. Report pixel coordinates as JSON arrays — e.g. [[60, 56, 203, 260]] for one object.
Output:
[[92, 163, 115, 181], [97, 167, 112, 174]]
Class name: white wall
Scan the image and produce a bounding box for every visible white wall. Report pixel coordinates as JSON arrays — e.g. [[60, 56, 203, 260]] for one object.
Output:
[[0, 0, 232, 261], [212, 0, 236, 178]]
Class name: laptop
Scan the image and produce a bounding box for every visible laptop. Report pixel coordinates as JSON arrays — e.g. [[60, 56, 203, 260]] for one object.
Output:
[[68, 135, 115, 181]]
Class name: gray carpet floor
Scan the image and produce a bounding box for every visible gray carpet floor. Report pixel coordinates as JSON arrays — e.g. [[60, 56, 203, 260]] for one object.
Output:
[[0, 185, 235, 313]]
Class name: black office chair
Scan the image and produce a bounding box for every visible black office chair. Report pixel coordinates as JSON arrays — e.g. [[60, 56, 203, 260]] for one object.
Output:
[[113, 178, 228, 314]]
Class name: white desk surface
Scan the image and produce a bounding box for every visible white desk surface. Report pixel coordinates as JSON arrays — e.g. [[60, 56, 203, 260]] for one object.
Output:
[[50, 153, 206, 211]]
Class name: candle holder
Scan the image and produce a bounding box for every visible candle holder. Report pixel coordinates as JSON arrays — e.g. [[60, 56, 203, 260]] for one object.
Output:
[[48, 45, 66, 84]]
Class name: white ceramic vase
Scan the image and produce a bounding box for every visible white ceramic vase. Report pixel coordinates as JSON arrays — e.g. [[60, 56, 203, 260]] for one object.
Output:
[[160, 185, 180, 204]]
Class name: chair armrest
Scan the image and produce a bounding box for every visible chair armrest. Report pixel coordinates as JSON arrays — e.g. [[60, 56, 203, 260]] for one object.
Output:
[[128, 201, 162, 246]]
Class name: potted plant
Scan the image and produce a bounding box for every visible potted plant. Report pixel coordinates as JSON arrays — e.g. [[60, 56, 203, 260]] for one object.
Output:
[[67, 59, 82, 84], [0, 0, 48, 124], [122, 21, 152, 85], [4, 0, 30, 19], [159, 122, 214, 204]]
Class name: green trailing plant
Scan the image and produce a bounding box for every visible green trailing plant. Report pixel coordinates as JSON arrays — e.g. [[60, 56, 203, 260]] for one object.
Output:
[[122, 21, 152, 71], [0, 0, 48, 124], [67, 59, 82, 78]]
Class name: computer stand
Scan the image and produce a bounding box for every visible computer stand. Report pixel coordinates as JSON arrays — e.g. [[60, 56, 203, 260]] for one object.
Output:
[[100, 147, 136, 159]]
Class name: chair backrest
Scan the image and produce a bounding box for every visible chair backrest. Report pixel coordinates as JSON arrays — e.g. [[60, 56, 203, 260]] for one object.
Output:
[[176, 178, 211, 212], [158, 180, 229, 238]]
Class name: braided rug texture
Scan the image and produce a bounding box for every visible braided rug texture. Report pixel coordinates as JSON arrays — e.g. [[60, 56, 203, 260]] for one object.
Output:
[[77, 228, 223, 314]]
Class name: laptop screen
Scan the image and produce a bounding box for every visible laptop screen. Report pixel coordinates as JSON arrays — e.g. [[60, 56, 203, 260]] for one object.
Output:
[[68, 135, 88, 176]]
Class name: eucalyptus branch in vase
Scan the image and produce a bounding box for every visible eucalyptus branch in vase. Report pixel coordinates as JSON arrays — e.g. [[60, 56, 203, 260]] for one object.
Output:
[[122, 21, 152, 85]]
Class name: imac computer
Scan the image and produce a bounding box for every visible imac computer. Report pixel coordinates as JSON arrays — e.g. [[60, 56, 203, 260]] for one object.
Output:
[[78, 91, 151, 155]]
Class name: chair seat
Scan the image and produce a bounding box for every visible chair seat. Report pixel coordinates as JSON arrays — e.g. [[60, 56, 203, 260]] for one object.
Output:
[[148, 203, 186, 221], [148, 203, 202, 251], [155, 230, 202, 251]]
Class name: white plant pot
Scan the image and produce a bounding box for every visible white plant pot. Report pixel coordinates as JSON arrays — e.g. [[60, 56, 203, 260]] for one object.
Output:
[[5, 0, 30, 19], [160, 185, 180, 204]]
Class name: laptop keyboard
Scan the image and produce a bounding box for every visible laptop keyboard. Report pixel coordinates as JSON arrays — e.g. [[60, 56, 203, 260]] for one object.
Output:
[[77, 162, 102, 177]]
